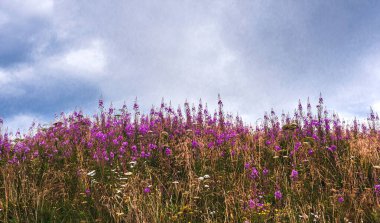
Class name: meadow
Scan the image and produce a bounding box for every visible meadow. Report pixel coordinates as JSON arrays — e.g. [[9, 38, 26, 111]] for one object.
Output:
[[0, 96, 379, 222]]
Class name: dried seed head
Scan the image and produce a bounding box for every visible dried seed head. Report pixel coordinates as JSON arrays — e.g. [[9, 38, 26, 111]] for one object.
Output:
[[87, 170, 96, 177]]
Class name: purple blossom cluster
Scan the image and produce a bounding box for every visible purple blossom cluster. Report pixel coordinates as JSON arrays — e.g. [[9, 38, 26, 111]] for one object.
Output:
[[375, 184, 380, 196], [0, 99, 248, 166], [0, 96, 379, 221]]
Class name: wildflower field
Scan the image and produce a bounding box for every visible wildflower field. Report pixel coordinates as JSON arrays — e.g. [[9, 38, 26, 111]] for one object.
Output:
[[1, 96, 380, 222]]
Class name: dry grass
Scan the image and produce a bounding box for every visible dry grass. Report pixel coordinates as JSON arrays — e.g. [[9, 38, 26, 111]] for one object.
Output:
[[0, 98, 380, 222]]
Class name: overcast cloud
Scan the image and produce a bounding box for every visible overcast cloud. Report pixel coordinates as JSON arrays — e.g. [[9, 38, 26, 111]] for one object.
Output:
[[1, 0, 380, 132]]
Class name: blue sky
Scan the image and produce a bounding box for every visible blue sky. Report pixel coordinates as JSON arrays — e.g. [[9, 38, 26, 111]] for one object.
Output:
[[1, 0, 380, 132]]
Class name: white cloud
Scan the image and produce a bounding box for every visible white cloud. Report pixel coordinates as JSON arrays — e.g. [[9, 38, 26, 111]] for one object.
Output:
[[2, 114, 46, 134], [48, 39, 107, 78], [373, 102, 380, 114], [0, 66, 35, 96], [1, 0, 54, 18], [178, 23, 239, 85], [361, 48, 380, 79], [1, 0, 380, 126], [0, 69, 11, 85], [0, 11, 9, 27]]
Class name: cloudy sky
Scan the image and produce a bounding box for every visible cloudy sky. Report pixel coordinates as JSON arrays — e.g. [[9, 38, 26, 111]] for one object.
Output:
[[1, 0, 380, 132]]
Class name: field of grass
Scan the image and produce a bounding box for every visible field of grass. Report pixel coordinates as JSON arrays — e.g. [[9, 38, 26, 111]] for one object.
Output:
[[0, 96, 380, 222]]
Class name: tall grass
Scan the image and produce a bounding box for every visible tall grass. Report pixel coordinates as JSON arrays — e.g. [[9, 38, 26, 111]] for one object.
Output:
[[0, 96, 379, 222]]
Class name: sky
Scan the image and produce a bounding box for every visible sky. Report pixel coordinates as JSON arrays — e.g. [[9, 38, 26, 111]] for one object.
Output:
[[1, 0, 380, 132]]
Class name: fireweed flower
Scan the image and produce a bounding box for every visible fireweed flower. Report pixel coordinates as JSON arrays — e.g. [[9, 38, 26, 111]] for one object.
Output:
[[256, 202, 264, 209], [191, 140, 199, 148], [148, 143, 157, 150], [216, 137, 224, 146], [119, 147, 126, 154], [262, 168, 269, 176], [144, 187, 151, 193], [375, 184, 380, 195], [248, 199, 264, 210], [327, 145, 337, 152], [131, 145, 137, 153], [250, 167, 259, 179], [98, 99, 104, 108], [248, 199, 255, 209], [165, 147, 172, 156], [102, 150, 109, 161], [338, 196, 344, 203], [291, 169, 299, 181], [329, 145, 336, 152], [275, 145, 281, 151], [294, 142, 301, 151], [274, 190, 282, 200], [140, 151, 151, 158]]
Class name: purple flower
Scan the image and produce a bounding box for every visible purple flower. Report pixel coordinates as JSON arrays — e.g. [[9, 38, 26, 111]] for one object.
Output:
[[274, 190, 282, 200], [216, 137, 224, 146], [262, 168, 269, 176], [275, 145, 281, 151], [148, 143, 157, 150], [85, 189, 91, 196], [248, 199, 255, 209], [191, 140, 199, 148], [102, 150, 109, 161], [165, 147, 172, 156], [290, 169, 298, 181], [144, 187, 151, 193], [338, 196, 344, 203], [250, 167, 259, 179], [327, 145, 337, 152], [375, 184, 380, 195], [248, 199, 264, 210], [119, 147, 125, 154], [294, 142, 301, 151], [140, 151, 151, 158]]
